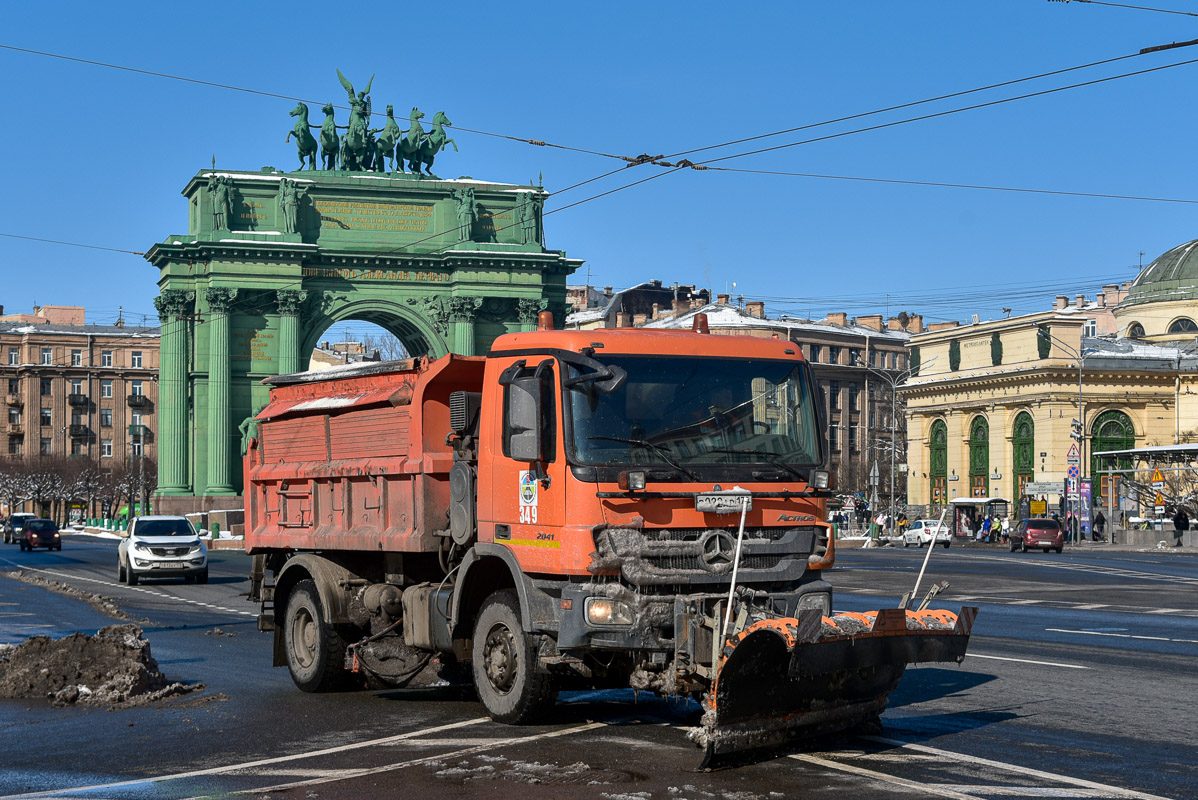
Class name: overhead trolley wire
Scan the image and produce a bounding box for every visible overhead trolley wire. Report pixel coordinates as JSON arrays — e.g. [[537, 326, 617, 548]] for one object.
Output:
[[1048, 0, 1198, 18]]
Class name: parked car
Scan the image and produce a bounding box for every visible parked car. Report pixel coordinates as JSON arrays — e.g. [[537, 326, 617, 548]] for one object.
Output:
[[20, 519, 61, 551], [904, 519, 952, 548], [1010, 518, 1064, 554], [4, 513, 37, 545], [118, 515, 208, 585]]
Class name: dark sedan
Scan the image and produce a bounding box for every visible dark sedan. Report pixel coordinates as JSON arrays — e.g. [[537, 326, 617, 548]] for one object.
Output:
[[20, 519, 62, 551]]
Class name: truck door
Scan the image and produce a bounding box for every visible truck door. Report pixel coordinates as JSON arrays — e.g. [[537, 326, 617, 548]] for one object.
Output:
[[488, 358, 567, 570]]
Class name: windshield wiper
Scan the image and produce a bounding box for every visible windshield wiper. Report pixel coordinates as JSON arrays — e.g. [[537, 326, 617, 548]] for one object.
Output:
[[586, 436, 701, 481], [708, 448, 807, 480]]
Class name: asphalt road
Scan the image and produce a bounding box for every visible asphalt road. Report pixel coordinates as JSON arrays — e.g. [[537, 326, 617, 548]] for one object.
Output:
[[0, 535, 1195, 799]]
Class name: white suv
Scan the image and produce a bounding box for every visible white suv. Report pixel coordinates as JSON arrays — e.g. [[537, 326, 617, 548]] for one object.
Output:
[[118, 515, 208, 585]]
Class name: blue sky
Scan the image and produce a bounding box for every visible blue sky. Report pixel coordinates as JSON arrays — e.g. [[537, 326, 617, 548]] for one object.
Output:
[[3, 1, 1198, 332]]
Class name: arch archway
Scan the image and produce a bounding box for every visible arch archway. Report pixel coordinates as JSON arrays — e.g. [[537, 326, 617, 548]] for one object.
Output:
[[1090, 409, 1134, 506], [1012, 411, 1034, 498], [968, 416, 989, 498], [301, 297, 448, 363], [929, 419, 947, 511]]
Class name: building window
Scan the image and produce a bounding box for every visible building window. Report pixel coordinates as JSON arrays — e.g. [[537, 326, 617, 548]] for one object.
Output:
[[7, 438, 20, 455], [100, 408, 112, 427], [1082, 319, 1097, 337], [969, 416, 990, 498], [830, 423, 841, 452], [1128, 322, 1145, 339], [70, 439, 84, 456], [849, 425, 858, 452], [929, 419, 948, 509], [41, 348, 52, 365], [828, 346, 841, 365], [869, 410, 876, 429], [7, 348, 17, 365], [130, 380, 143, 396], [101, 350, 113, 367], [849, 348, 860, 366], [7, 378, 17, 393], [829, 380, 840, 410], [131, 411, 143, 428], [101, 380, 113, 398], [40, 378, 51, 396], [71, 411, 83, 427], [132, 439, 143, 457], [40, 438, 51, 455], [809, 344, 821, 362], [848, 383, 859, 413], [131, 351, 143, 368], [7, 408, 19, 424], [70, 378, 83, 395], [71, 349, 82, 366], [1168, 317, 1198, 334], [101, 439, 113, 458], [40, 408, 51, 427]]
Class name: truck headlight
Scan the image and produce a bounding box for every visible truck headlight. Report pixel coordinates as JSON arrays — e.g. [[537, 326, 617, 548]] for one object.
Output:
[[585, 597, 634, 626], [810, 470, 830, 489], [796, 592, 831, 616]]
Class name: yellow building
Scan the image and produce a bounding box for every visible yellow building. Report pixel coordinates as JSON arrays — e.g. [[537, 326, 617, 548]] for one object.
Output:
[[904, 252, 1198, 522]]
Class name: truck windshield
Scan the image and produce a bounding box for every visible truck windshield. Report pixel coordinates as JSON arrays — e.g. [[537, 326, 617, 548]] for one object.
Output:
[[567, 356, 822, 469]]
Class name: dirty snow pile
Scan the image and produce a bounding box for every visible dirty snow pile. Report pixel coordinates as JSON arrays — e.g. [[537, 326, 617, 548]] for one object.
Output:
[[0, 624, 202, 707]]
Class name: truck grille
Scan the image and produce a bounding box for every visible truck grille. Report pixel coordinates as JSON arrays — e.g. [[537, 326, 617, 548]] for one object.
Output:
[[592, 526, 815, 588]]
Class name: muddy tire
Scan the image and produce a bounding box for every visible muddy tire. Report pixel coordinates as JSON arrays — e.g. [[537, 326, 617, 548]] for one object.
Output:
[[472, 591, 557, 724], [283, 579, 349, 692], [196, 569, 208, 585]]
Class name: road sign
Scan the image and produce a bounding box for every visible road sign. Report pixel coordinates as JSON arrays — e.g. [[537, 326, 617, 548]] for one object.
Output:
[[1151, 468, 1165, 491], [1067, 465, 1079, 479], [1024, 481, 1064, 495], [1067, 443, 1079, 459], [869, 461, 879, 486], [1155, 491, 1166, 513]]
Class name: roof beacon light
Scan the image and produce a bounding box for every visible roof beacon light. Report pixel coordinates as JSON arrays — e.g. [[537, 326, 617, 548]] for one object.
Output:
[[537, 311, 555, 331], [692, 313, 710, 334]]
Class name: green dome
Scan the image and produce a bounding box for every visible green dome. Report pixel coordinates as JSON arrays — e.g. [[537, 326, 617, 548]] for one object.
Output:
[[1124, 239, 1198, 307]]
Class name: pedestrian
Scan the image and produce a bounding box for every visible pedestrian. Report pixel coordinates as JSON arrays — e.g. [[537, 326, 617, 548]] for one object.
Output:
[[981, 516, 992, 542], [1173, 507, 1190, 532], [1068, 514, 1079, 542], [1093, 510, 1106, 541], [1001, 516, 1012, 543]]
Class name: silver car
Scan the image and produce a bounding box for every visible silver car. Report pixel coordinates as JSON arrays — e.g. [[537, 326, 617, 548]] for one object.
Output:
[[903, 519, 952, 548], [118, 515, 208, 585]]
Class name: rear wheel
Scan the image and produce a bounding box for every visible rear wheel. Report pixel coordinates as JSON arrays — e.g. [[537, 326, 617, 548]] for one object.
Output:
[[942, 541, 951, 549], [283, 579, 349, 692], [1055, 547, 1063, 554], [472, 591, 557, 723], [1021, 543, 1028, 553]]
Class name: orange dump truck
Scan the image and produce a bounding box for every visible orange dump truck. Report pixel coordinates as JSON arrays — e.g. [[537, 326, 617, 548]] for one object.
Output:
[[245, 313, 975, 764]]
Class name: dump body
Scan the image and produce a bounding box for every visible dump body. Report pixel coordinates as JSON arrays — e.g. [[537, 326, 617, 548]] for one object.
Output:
[[245, 321, 974, 765]]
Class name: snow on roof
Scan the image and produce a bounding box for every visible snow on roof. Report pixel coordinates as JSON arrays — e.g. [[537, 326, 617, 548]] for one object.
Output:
[[262, 358, 417, 385], [0, 322, 159, 337], [644, 303, 910, 340]]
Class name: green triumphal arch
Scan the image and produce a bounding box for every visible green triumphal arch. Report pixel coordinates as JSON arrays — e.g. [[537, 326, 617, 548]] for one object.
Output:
[[146, 83, 580, 514]]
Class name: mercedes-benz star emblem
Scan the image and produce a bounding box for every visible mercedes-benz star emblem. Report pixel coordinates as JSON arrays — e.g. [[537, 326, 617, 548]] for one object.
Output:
[[699, 531, 737, 573]]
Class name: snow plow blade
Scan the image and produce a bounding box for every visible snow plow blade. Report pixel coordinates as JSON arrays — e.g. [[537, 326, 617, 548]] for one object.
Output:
[[692, 606, 978, 767]]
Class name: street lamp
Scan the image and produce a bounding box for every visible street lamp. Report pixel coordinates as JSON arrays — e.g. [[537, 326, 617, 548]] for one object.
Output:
[[1040, 329, 1098, 544], [853, 354, 937, 531]]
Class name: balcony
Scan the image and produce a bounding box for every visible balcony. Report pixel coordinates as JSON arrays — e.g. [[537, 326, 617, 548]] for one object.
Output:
[[6, 423, 21, 435], [127, 394, 150, 408], [69, 424, 89, 437], [5, 394, 22, 406], [67, 393, 88, 408], [127, 424, 147, 437]]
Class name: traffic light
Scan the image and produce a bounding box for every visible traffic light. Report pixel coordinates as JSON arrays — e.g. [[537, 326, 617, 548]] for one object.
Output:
[[1069, 419, 1082, 441]]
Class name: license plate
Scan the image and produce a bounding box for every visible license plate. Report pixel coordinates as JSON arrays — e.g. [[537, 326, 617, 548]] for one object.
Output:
[[157, 561, 183, 569], [695, 493, 752, 514]]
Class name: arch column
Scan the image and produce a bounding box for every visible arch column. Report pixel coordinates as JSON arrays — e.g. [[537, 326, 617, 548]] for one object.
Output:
[[205, 287, 238, 495], [449, 297, 482, 356], [153, 289, 195, 495], [276, 289, 308, 374], [517, 298, 547, 332]]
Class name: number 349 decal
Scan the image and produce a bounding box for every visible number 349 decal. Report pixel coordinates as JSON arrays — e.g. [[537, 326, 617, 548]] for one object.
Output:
[[519, 505, 538, 524]]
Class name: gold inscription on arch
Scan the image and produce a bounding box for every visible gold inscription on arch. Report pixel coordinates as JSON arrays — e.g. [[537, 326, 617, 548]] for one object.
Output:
[[301, 267, 451, 282], [313, 199, 434, 233]]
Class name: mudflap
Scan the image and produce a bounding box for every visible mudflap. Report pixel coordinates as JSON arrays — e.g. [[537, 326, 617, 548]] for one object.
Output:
[[692, 606, 978, 768]]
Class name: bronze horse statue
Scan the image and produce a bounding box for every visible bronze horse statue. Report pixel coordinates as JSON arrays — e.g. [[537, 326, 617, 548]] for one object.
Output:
[[318, 104, 339, 170], [398, 110, 457, 178], [286, 103, 319, 170]]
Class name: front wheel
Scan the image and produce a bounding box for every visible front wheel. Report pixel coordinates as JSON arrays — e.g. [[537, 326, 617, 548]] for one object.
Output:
[[118, 562, 126, 583], [196, 569, 208, 585], [283, 579, 349, 692], [472, 591, 557, 724]]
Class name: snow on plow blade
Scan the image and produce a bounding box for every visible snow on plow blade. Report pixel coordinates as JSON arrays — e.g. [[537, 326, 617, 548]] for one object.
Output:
[[692, 606, 978, 767]]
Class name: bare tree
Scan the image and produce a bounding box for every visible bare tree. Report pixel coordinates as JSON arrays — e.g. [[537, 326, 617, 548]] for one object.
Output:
[[360, 332, 408, 361]]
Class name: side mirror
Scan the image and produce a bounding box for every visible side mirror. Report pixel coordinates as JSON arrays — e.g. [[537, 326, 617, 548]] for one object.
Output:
[[507, 375, 544, 462]]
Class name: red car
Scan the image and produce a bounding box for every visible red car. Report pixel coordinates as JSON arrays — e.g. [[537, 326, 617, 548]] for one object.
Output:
[[20, 519, 62, 551], [1010, 518, 1063, 554]]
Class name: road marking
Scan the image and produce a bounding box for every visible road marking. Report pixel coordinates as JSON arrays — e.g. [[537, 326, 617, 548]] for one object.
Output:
[[966, 652, 1090, 669], [1072, 603, 1109, 610], [1006, 599, 1042, 605], [1047, 628, 1198, 645], [864, 736, 1177, 800], [220, 721, 611, 796], [1, 717, 490, 798], [0, 559, 256, 618], [793, 753, 981, 799], [1145, 608, 1183, 615]]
